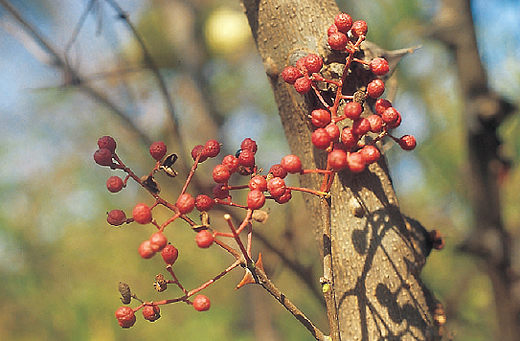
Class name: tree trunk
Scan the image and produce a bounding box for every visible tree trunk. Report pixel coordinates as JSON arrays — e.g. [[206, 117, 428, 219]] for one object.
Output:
[[241, 0, 440, 339]]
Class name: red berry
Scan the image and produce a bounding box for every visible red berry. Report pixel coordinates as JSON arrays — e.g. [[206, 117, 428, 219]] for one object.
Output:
[[374, 99, 392, 115], [311, 109, 331, 128], [352, 117, 371, 136], [138, 240, 156, 259], [237, 149, 256, 167], [304, 54, 323, 74], [115, 306, 136, 328], [382, 107, 399, 124], [281, 154, 302, 174], [149, 141, 167, 161], [274, 188, 292, 204], [191, 145, 208, 163], [193, 294, 211, 312], [312, 128, 332, 149], [161, 244, 179, 265], [106, 176, 124, 193], [296, 57, 307, 73], [328, 32, 348, 50], [107, 209, 126, 226], [267, 177, 286, 198], [94, 148, 113, 167], [359, 145, 380, 164], [132, 203, 152, 224], [343, 102, 363, 120], [387, 112, 402, 129], [370, 58, 390, 76], [241, 138, 258, 153], [294, 77, 312, 94], [213, 184, 230, 199], [327, 149, 348, 171], [249, 175, 268, 192], [367, 114, 383, 133], [142, 304, 161, 322], [202, 139, 221, 158], [195, 194, 214, 212], [341, 127, 359, 149], [325, 123, 340, 141], [347, 152, 366, 173], [327, 24, 339, 36], [398, 135, 417, 150], [334, 13, 353, 33], [149, 232, 168, 252], [281, 66, 303, 84], [351, 20, 368, 38], [97, 136, 117, 153], [367, 79, 385, 98], [176, 193, 195, 214], [247, 190, 266, 210], [222, 154, 239, 173], [269, 164, 287, 179], [196, 230, 214, 248], [212, 164, 231, 184]]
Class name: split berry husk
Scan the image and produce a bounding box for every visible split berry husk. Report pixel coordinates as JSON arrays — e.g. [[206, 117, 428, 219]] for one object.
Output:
[[115, 306, 136, 328], [281, 154, 302, 174], [106, 176, 124, 193], [94, 148, 113, 167], [193, 294, 211, 312], [176, 193, 195, 215], [247, 190, 266, 210], [107, 209, 126, 226], [195, 194, 214, 212], [149, 141, 167, 161], [97, 136, 117, 153], [142, 304, 161, 322], [161, 243, 179, 265], [132, 203, 152, 224], [196, 230, 214, 248]]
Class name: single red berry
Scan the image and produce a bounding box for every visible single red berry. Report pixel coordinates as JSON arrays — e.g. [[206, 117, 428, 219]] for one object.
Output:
[[237, 149, 256, 167], [325, 123, 340, 141], [196, 230, 214, 248], [132, 203, 152, 224], [222, 154, 239, 173], [97, 136, 117, 153], [382, 107, 400, 124], [149, 141, 167, 161], [359, 145, 381, 164], [347, 152, 366, 173], [193, 294, 211, 312], [149, 232, 168, 252], [115, 306, 136, 328], [370, 58, 390, 76], [343, 101, 363, 120], [161, 243, 179, 265], [142, 304, 161, 322], [328, 32, 348, 50], [249, 175, 268, 192], [334, 13, 353, 33], [367, 79, 385, 98], [191, 145, 208, 163], [176, 193, 195, 214], [387, 112, 402, 129], [269, 164, 287, 179], [138, 240, 156, 259], [212, 164, 231, 184], [274, 188, 292, 204], [107, 209, 126, 226], [241, 138, 258, 153], [195, 194, 214, 211], [311, 128, 332, 149], [106, 176, 124, 193], [311, 109, 331, 128], [247, 190, 266, 210], [398, 135, 417, 150], [202, 139, 221, 158], [367, 114, 383, 133], [213, 184, 230, 199], [296, 57, 307, 73], [327, 149, 348, 171], [294, 77, 312, 94], [352, 117, 371, 136], [94, 148, 113, 167], [304, 54, 323, 74], [341, 127, 359, 149], [267, 177, 286, 198], [281, 154, 302, 174], [281, 66, 303, 84], [374, 99, 392, 115], [327, 24, 339, 36], [351, 20, 368, 38]]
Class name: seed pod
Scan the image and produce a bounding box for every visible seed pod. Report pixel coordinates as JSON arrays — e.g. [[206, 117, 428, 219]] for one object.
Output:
[[161, 153, 179, 177], [141, 175, 160, 194], [118, 282, 132, 304]]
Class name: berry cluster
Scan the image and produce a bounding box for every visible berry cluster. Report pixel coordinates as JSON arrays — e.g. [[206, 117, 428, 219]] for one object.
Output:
[[281, 12, 416, 176]]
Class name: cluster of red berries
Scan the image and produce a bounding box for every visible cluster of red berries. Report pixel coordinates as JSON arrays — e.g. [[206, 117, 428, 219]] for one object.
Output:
[[281, 12, 417, 174]]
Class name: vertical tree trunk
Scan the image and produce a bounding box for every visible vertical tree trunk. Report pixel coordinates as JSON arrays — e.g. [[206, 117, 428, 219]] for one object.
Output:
[[242, 0, 439, 339]]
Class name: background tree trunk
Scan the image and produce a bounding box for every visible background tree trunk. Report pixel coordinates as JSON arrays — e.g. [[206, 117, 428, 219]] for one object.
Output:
[[242, 0, 439, 339]]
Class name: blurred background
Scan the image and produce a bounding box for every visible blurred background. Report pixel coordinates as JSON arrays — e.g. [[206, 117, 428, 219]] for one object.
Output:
[[0, 0, 519, 340]]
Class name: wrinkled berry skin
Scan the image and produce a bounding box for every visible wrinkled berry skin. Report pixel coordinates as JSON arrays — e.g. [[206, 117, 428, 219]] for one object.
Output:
[[115, 306, 136, 328], [193, 295, 211, 311]]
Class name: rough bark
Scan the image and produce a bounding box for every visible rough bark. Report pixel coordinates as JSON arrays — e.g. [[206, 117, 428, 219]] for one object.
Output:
[[241, 0, 439, 339]]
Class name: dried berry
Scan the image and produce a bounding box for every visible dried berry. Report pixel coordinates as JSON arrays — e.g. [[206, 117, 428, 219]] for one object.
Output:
[[149, 141, 167, 161], [359, 145, 380, 164], [370, 58, 390, 76], [328, 32, 348, 50], [222, 154, 239, 173], [94, 148, 113, 167], [202, 139, 221, 158], [191, 145, 208, 163], [138, 240, 156, 259], [327, 149, 348, 171], [107, 209, 126, 226], [304, 54, 323, 74], [281, 66, 303, 84], [311, 109, 331, 128], [247, 190, 266, 210], [367, 79, 385, 98], [240, 138, 258, 153], [248, 175, 268, 192], [115, 306, 136, 328], [212, 164, 231, 184], [347, 152, 366, 173], [351, 20, 368, 38], [149, 232, 168, 252], [294, 76, 312, 94], [142, 304, 161, 322], [311, 128, 332, 149], [398, 135, 417, 151], [97, 136, 117, 153], [269, 164, 287, 179], [343, 101, 363, 120], [267, 177, 286, 198], [195, 194, 214, 212], [334, 13, 353, 33], [237, 149, 256, 167], [106, 176, 124, 193]]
